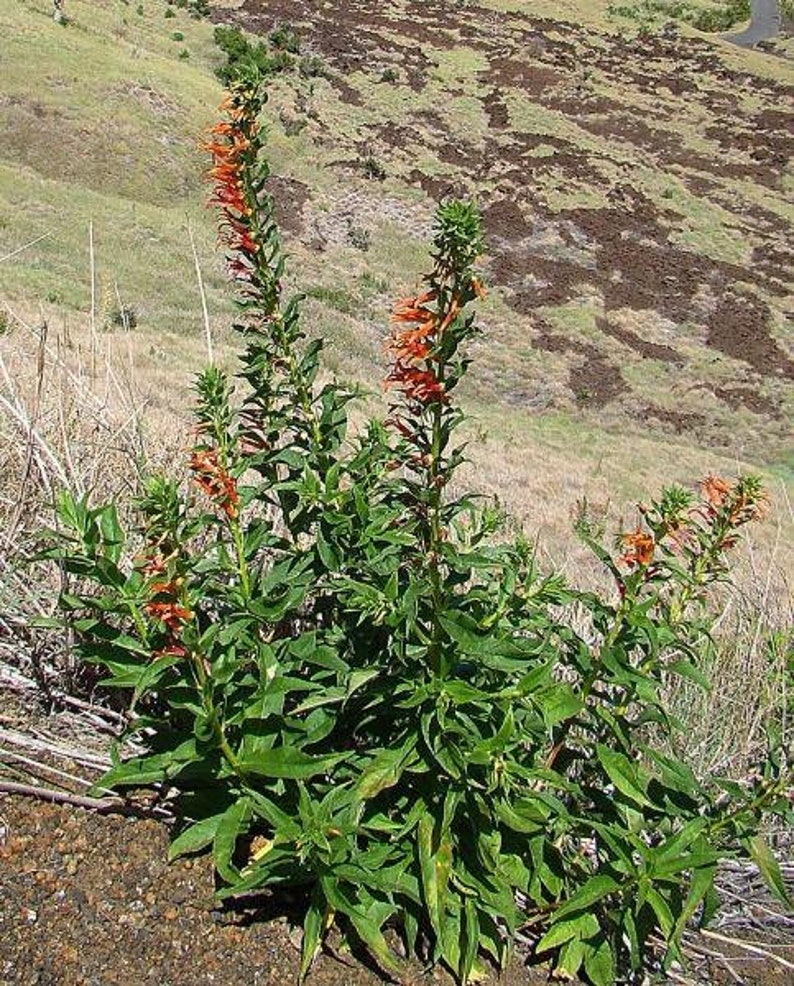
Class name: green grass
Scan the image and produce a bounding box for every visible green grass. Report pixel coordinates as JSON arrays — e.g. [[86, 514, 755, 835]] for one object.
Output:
[[0, 0, 226, 335]]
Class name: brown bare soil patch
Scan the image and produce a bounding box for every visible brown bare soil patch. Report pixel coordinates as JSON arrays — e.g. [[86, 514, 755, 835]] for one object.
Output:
[[0, 795, 549, 986]]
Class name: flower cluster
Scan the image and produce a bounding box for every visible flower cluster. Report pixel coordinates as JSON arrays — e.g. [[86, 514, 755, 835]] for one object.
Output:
[[203, 91, 261, 285], [190, 448, 240, 520], [384, 291, 451, 407], [137, 553, 192, 659], [615, 473, 768, 617], [701, 473, 768, 526], [619, 528, 655, 568]]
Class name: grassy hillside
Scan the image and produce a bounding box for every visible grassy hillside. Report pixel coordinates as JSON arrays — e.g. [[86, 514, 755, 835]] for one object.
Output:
[[1, 0, 792, 555], [0, 0, 226, 332]]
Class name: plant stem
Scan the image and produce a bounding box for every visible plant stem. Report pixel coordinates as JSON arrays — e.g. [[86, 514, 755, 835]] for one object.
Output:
[[189, 647, 244, 775], [427, 398, 445, 677], [230, 516, 252, 600]]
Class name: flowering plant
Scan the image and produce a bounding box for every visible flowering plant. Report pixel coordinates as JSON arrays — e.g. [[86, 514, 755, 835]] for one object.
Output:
[[43, 81, 791, 984]]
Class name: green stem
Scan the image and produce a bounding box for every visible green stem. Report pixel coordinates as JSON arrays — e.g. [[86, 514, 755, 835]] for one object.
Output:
[[427, 398, 445, 677], [230, 516, 252, 601], [707, 777, 789, 838], [546, 598, 630, 769], [189, 648, 244, 775]]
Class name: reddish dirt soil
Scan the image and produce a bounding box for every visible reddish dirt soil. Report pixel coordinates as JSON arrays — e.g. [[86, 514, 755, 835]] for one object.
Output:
[[0, 795, 548, 986]]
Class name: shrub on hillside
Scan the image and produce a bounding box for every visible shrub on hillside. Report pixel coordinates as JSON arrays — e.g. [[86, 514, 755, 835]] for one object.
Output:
[[608, 0, 751, 32], [213, 24, 294, 86], [40, 80, 791, 985]]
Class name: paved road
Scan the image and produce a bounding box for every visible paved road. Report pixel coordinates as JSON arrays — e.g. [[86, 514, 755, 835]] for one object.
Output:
[[724, 0, 780, 47]]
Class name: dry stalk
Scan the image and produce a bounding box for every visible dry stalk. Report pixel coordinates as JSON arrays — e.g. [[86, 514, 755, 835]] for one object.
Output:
[[188, 220, 214, 365]]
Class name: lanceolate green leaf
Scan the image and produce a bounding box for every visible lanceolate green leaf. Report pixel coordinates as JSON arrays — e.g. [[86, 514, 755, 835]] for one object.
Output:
[[169, 813, 225, 861], [746, 834, 791, 906], [583, 936, 615, 986], [552, 875, 621, 923], [357, 738, 417, 800], [238, 746, 345, 779], [213, 796, 252, 884], [418, 815, 453, 951], [596, 744, 653, 808]]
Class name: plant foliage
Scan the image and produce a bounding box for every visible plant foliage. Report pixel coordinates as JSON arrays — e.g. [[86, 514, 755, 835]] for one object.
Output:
[[41, 79, 791, 984]]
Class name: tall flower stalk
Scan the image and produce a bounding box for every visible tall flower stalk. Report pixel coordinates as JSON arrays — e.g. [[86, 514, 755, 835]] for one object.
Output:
[[385, 202, 485, 675]]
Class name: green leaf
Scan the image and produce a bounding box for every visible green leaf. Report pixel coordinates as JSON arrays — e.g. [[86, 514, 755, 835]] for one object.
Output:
[[460, 897, 479, 985], [537, 684, 583, 728], [319, 877, 401, 977], [94, 757, 168, 790], [299, 890, 324, 982], [583, 936, 615, 986], [357, 739, 416, 800], [747, 835, 790, 906], [213, 797, 251, 884], [652, 819, 709, 869], [94, 739, 199, 791], [169, 814, 224, 861], [557, 935, 585, 978], [672, 864, 717, 940], [552, 875, 620, 922], [646, 886, 675, 939], [441, 680, 491, 706], [667, 658, 710, 689], [596, 744, 653, 808], [537, 912, 599, 952], [132, 654, 183, 705], [238, 746, 345, 779], [417, 815, 452, 948]]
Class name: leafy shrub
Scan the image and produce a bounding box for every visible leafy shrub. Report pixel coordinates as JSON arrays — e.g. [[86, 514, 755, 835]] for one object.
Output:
[[166, 0, 208, 15], [269, 22, 301, 54], [608, 0, 750, 31], [360, 151, 386, 181], [108, 305, 138, 330], [213, 24, 294, 86], [298, 55, 327, 79], [42, 81, 791, 985]]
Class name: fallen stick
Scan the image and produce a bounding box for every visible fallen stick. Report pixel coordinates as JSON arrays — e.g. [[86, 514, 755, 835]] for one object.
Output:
[[0, 779, 172, 821], [699, 929, 794, 973]]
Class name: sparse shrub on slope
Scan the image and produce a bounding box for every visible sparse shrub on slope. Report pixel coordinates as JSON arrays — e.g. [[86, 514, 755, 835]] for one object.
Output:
[[213, 23, 297, 86], [41, 80, 792, 985], [609, 0, 751, 32]]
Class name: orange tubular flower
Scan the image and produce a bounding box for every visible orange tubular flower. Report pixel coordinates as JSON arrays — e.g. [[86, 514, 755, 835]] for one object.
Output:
[[385, 291, 458, 408], [385, 364, 447, 404], [701, 475, 733, 510], [619, 528, 655, 568], [145, 601, 193, 634], [202, 98, 259, 282], [190, 448, 240, 520]]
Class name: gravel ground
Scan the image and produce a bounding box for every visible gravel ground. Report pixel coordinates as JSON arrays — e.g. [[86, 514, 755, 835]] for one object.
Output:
[[0, 795, 549, 986]]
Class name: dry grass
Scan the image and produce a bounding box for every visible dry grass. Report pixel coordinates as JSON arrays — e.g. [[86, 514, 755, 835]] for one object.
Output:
[[0, 297, 200, 700]]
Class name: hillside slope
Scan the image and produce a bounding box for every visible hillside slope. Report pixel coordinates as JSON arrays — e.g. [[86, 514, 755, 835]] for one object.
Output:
[[1, 0, 792, 544]]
